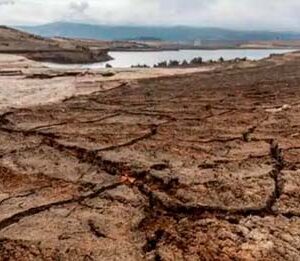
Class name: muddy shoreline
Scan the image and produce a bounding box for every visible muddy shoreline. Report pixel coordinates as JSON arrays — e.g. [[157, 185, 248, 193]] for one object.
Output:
[[0, 51, 300, 260]]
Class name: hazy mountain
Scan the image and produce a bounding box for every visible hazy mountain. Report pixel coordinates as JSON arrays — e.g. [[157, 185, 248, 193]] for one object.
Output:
[[18, 22, 300, 42]]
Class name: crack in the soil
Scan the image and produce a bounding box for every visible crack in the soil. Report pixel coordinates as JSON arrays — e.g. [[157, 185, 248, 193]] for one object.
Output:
[[87, 219, 109, 239], [0, 190, 36, 206], [116, 110, 177, 122], [0, 182, 122, 232], [138, 182, 278, 218], [95, 124, 158, 152], [241, 115, 270, 142], [0, 142, 44, 159], [0, 111, 14, 125], [61, 82, 130, 103], [41, 138, 128, 176], [28, 113, 121, 131], [242, 126, 257, 142], [284, 146, 300, 151], [143, 229, 165, 260], [179, 109, 236, 121], [173, 136, 242, 144], [0, 118, 161, 157], [131, 139, 294, 221], [0, 126, 60, 139], [23, 129, 291, 223], [0, 115, 294, 225], [268, 139, 285, 208]]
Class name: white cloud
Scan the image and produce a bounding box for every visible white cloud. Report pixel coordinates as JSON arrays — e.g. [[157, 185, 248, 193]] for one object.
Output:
[[69, 1, 89, 14], [0, 0, 14, 5], [0, 0, 299, 31]]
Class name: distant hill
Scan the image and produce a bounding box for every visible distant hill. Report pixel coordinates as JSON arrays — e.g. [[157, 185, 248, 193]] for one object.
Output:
[[19, 22, 300, 42], [0, 25, 111, 63], [0, 25, 64, 53]]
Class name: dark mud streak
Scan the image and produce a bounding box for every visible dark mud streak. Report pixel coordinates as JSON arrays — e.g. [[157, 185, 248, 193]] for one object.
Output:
[[0, 70, 23, 76], [25, 72, 86, 79]]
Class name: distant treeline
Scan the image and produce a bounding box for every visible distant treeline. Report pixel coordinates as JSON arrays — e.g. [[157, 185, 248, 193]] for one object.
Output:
[[113, 56, 249, 68]]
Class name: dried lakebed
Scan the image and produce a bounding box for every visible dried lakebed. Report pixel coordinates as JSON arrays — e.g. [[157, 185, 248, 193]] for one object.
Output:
[[0, 52, 300, 260]]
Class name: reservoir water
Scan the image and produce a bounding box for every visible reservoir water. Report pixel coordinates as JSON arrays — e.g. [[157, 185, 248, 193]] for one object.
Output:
[[45, 49, 295, 69]]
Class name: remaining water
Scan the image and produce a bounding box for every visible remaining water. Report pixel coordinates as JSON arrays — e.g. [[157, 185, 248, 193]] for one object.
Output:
[[45, 49, 295, 69]]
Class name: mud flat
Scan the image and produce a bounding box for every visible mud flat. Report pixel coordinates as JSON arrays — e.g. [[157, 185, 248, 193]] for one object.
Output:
[[0, 51, 300, 260]]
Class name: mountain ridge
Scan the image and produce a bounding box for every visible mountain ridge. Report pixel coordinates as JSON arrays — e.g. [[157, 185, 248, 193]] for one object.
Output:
[[18, 22, 300, 42]]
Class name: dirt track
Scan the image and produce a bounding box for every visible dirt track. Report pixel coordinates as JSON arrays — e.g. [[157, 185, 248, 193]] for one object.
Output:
[[0, 52, 300, 260]]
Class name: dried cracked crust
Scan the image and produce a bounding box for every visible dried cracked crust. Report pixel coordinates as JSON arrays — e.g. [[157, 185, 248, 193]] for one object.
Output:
[[0, 52, 300, 260]]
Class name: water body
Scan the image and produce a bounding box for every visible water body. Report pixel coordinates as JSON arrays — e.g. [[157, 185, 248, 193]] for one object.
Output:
[[46, 49, 295, 69]]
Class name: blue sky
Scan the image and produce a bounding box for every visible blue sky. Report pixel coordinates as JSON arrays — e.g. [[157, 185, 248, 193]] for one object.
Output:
[[0, 0, 299, 31]]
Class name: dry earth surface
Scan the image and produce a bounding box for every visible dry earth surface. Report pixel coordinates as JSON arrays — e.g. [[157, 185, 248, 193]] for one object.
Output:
[[0, 54, 215, 110], [0, 51, 300, 260]]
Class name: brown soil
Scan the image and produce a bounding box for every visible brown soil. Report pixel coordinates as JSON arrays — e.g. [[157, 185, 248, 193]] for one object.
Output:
[[0, 51, 300, 260], [0, 26, 111, 64]]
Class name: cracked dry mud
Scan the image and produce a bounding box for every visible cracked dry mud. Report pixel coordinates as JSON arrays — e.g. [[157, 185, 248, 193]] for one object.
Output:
[[1, 52, 300, 260]]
